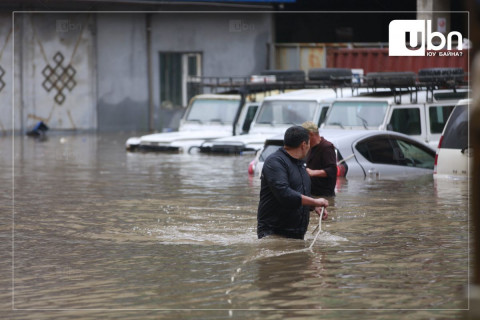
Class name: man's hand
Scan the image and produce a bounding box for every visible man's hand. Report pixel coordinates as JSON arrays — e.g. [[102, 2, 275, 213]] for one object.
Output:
[[306, 168, 327, 178], [315, 206, 328, 220], [301, 196, 329, 209], [313, 198, 328, 220], [315, 198, 328, 220], [313, 198, 328, 208]]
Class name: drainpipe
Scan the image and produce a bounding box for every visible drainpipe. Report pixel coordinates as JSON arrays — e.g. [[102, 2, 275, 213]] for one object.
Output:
[[268, 13, 275, 70], [146, 13, 154, 132]]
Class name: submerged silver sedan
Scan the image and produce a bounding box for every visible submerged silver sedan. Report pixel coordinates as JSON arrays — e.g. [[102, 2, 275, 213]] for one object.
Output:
[[249, 129, 436, 179]]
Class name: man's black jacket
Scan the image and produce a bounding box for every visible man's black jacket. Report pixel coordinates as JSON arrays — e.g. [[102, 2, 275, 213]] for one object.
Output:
[[257, 148, 311, 239]]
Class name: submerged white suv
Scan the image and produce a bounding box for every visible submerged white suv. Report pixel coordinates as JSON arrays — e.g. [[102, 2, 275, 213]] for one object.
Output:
[[199, 88, 349, 154], [125, 94, 260, 153], [434, 99, 471, 179]]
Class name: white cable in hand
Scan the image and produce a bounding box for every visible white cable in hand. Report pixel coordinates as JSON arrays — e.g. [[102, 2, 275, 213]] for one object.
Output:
[[308, 207, 324, 250]]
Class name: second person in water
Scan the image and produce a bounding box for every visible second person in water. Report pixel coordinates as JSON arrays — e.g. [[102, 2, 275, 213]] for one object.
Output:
[[301, 121, 337, 197]]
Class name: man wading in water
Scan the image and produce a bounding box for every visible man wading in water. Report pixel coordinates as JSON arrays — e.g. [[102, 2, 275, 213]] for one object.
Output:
[[301, 121, 337, 197], [257, 126, 329, 240]]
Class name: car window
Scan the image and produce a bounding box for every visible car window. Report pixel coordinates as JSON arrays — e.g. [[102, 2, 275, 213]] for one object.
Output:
[[441, 105, 468, 149], [429, 105, 455, 134], [186, 99, 240, 123], [242, 105, 258, 132], [256, 100, 317, 125], [355, 135, 434, 168], [318, 106, 329, 126], [355, 137, 397, 165], [259, 144, 282, 161], [389, 108, 421, 135], [327, 101, 388, 128], [395, 139, 435, 169]]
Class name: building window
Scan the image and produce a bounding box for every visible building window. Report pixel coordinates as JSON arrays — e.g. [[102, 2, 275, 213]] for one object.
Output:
[[159, 52, 202, 109]]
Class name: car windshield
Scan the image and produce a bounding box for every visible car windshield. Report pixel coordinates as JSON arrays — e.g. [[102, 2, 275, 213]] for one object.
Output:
[[326, 101, 388, 128], [186, 99, 240, 123], [256, 100, 317, 125]]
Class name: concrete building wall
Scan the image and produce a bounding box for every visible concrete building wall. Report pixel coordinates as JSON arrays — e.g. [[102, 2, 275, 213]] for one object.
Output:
[[151, 13, 271, 77], [95, 12, 273, 132], [10, 12, 272, 133], [150, 12, 273, 131], [96, 13, 149, 132]]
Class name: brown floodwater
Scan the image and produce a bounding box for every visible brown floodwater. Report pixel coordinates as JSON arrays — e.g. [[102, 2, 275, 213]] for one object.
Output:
[[0, 133, 470, 319]]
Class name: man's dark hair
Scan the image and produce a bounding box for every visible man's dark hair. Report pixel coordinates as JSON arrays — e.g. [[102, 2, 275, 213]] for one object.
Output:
[[284, 126, 309, 148]]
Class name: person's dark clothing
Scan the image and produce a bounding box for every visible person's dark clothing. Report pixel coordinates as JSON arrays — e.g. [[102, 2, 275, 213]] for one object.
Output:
[[257, 148, 311, 240], [306, 137, 337, 197]]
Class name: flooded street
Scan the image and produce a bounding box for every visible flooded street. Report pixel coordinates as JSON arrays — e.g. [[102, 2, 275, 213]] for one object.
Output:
[[1, 133, 469, 319]]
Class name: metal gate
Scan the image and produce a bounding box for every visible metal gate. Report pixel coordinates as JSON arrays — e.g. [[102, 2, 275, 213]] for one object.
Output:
[[18, 13, 97, 131], [0, 14, 12, 135]]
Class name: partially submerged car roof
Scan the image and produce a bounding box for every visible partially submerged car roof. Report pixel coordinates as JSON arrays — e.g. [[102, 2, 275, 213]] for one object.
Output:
[[264, 129, 435, 151], [265, 129, 375, 143]]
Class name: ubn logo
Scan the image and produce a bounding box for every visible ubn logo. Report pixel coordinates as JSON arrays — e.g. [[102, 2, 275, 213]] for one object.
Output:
[[389, 20, 463, 56]]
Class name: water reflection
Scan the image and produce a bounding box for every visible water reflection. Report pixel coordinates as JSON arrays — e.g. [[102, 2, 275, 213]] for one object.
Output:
[[0, 133, 469, 319]]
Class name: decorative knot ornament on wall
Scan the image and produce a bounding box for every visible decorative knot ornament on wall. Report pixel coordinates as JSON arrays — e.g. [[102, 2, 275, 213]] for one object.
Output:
[[41, 52, 77, 105], [0, 66, 5, 93]]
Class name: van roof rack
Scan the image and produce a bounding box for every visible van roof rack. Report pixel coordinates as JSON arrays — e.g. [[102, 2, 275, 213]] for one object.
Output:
[[188, 68, 469, 105], [187, 68, 468, 135]]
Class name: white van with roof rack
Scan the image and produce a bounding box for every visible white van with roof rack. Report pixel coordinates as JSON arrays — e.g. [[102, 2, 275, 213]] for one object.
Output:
[[321, 69, 469, 149], [126, 93, 261, 153], [125, 68, 343, 154], [321, 89, 469, 149], [198, 88, 354, 154]]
